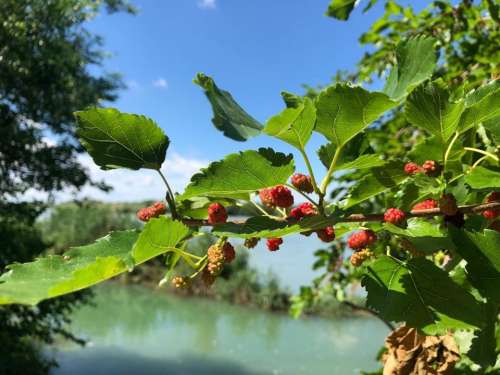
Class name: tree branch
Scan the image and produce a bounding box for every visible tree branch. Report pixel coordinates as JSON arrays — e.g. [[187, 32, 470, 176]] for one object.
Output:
[[178, 202, 500, 227]]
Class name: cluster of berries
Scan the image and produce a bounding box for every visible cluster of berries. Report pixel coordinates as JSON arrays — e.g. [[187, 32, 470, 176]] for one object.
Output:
[[347, 229, 377, 267], [404, 160, 441, 177], [136, 202, 167, 222]]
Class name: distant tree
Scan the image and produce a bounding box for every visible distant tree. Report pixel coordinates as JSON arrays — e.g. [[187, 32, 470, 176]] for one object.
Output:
[[0, 1, 134, 373]]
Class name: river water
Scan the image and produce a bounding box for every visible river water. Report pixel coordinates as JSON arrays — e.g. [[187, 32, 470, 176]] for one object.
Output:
[[50, 284, 388, 375]]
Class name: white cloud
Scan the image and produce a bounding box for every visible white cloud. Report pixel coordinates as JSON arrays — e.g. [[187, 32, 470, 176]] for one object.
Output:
[[198, 0, 216, 9], [152, 78, 168, 89], [22, 152, 208, 203]]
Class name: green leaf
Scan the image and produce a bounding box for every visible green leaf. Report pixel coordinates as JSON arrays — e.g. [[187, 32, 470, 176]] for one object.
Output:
[[363, 256, 484, 335], [343, 161, 407, 208], [180, 148, 295, 200], [263, 98, 316, 150], [408, 135, 464, 163], [405, 80, 465, 143], [325, 0, 356, 20], [465, 166, 500, 189], [0, 217, 189, 305], [384, 218, 455, 254], [468, 302, 498, 368], [194, 73, 262, 142], [74, 108, 170, 170], [132, 217, 190, 261], [280, 91, 304, 108], [459, 80, 500, 132], [315, 84, 396, 146], [383, 36, 437, 101], [449, 228, 500, 303], [484, 117, 500, 145]]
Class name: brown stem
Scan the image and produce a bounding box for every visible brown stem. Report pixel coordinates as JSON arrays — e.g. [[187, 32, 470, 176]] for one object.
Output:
[[179, 202, 500, 227], [342, 300, 395, 331]]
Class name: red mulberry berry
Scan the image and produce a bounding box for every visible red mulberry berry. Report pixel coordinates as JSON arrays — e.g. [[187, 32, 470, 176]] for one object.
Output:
[[266, 237, 283, 251], [207, 202, 228, 224], [439, 194, 458, 216], [291, 173, 314, 193], [350, 249, 373, 267], [404, 162, 421, 175], [269, 185, 294, 208], [259, 188, 275, 208], [222, 242, 236, 263], [289, 202, 317, 220], [244, 237, 259, 249], [412, 199, 438, 211], [422, 160, 441, 177], [136, 201, 166, 222], [317, 226, 335, 242], [482, 192, 500, 220], [348, 230, 377, 250], [384, 208, 406, 226]]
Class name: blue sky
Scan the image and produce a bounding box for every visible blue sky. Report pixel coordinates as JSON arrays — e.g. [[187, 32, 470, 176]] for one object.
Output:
[[63, 0, 393, 202]]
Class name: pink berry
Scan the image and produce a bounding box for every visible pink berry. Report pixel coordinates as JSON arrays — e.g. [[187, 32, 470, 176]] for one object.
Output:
[[291, 173, 314, 193], [348, 230, 377, 250], [289, 202, 317, 220], [412, 199, 438, 211], [404, 162, 421, 175]]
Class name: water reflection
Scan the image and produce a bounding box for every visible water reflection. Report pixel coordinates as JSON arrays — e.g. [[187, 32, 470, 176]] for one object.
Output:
[[52, 284, 388, 375]]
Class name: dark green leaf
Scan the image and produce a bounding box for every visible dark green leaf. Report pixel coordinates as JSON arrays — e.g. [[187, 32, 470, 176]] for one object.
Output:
[[383, 36, 437, 101], [363, 256, 484, 335], [180, 148, 295, 200], [315, 84, 396, 146], [449, 228, 500, 303], [459, 80, 500, 132], [465, 166, 500, 189], [468, 302, 498, 368], [405, 80, 465, 143], [325, 0, 356, 20], [263, 98, 316, 150], [194, 73, 263, 142], [281, 91, 304, 108], [75, 108, 169, 170]]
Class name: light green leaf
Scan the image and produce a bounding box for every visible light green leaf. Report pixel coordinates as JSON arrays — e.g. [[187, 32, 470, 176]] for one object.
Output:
[[194, 73, 262, 142], [383, 36, 437, 101], [408, 135, 464, 163], [280, 91, 304, 108], [459, 80, 500, 132], [133, 217, 190, 261], [315, 84, 396, 146], [484, 117, 500, 145], [0, 217, 189, 305], [449, 228, 500, 303], [465, 166, 500, 189], [363, 256, 484, 335], [335, 154, 386, 171], [325, 0, 356, 20], [343, 161, 407, 208], [180, 148, 294, 200], [74, 108, 169, 170], [405, 80, 465, 143], [263, 98, 316, 150]]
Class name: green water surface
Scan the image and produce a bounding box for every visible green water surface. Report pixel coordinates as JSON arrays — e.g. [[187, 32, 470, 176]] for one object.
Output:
[[50, 284, 388, 375]]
